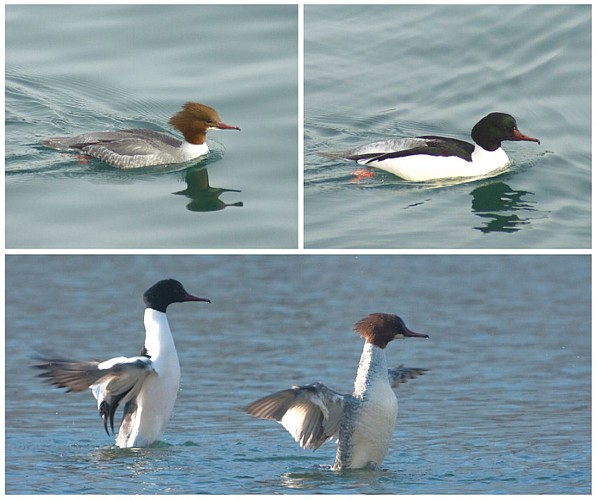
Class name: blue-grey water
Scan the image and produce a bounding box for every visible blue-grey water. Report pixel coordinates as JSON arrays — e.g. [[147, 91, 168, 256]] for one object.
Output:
[[5, 255, 590, 494], [5, 5, 298, 249], [304, 4, 591, 249]]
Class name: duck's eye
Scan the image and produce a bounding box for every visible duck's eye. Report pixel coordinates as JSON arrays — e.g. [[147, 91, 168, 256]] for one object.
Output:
[[206, 118, 213, 123]]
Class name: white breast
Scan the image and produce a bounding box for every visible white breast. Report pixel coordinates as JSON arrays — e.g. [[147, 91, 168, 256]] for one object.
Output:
[[178, 141, 209, 161], [121, 366, 180, 447], [349, 378, 398, 469], [117, 310, 181, 447], [345, 343, 399, 469]]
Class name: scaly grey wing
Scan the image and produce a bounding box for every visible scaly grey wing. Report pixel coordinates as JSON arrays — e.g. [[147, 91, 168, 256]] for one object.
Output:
[[245, 382, 346, 450], [388, 364, 428, 389]]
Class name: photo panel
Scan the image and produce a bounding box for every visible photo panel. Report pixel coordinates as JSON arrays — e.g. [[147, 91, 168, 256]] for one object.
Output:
[[5, 254, 590, 493]]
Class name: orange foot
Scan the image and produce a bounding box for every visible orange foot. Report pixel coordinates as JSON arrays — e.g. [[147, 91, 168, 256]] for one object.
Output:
[[352, 168, 375, 182], [60, 153, 91, 165]]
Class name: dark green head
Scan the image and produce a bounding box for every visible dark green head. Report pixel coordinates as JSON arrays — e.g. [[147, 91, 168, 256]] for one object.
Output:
[[143, 279, 210, 313], [471, 112, 540, 151]]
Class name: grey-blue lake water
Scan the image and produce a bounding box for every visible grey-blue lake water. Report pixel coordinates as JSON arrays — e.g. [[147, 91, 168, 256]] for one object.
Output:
[[5, 255, 590, 494], [305, 4, 591, 249], [5, 5, 298, 249]]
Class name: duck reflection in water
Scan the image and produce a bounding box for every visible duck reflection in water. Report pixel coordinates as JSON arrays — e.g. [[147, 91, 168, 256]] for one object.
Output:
[[471, 181, 537, 233], [173, 166, 243, 212]]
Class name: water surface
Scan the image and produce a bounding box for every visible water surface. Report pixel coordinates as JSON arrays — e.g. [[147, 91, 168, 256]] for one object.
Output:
[[5, 255, 590, 493], [5, 4, 298, 249], [305, 4, 591, 248]]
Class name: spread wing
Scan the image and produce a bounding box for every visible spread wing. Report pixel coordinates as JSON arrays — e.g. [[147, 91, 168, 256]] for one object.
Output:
[[388, 365, 428, 389], [34, 355, 155, 435], [245, 382, 346, 451]]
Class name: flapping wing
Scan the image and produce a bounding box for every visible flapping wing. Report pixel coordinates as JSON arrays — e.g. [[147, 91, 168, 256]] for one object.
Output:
[[34, 355, 155, 434], [34, 358, 104, 392], [388, 364, 428, 389], [245, 382, 346, 450]]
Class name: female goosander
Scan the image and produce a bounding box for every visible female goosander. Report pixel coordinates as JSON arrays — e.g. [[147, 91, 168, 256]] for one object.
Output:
[[41, 102, 240, 169], [321, 112, 540, 182], [245, 313, 428, 470], [35, 279, 210, 448]]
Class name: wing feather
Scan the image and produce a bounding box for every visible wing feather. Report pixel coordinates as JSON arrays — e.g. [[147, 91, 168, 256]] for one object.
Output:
[[34, 356, 155, 435], [245, 382, 345, 451], [388, 364, 428, 389]]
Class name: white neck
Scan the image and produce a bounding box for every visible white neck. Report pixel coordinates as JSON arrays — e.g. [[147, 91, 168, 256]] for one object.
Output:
[[143, 308, 176, 360], [179, 140, 209, 160], [353, 343, 389, 399], [471, 144, 509, 168]]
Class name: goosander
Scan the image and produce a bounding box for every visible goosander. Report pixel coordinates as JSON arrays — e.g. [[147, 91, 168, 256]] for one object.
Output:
[[321, 112, 540, 182], [245, 313, 428, 470], [41, 102, 240, 168], [34, 279, 210, 448]]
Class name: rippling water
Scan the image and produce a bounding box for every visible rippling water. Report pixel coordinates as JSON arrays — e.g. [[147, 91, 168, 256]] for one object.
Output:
[[2, 2, 592, 496], [5, 4, 298, 249], [304, 4, 591, 249], [5, 255, 591, 494]]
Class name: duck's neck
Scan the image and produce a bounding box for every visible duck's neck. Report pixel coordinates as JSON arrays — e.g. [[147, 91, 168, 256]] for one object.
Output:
[[353, 342, 389, 399], [143, 308, 175, 359]]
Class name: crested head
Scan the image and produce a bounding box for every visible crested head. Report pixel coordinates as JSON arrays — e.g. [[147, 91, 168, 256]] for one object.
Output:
[[471, 112, 540, 151], [143, 279, 210, 313], [169, 102, 240, 145], [354, 313, 429, 349]]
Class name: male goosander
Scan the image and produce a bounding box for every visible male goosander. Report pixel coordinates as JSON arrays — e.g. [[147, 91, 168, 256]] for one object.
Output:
[[321, 112, 540, 182], [245, 313, 428, 470], [34, 279, 210, 448], [41, 102, 240, 168]]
